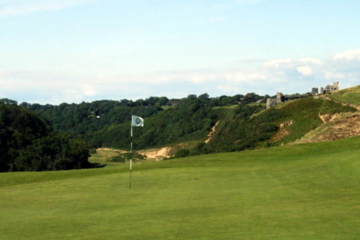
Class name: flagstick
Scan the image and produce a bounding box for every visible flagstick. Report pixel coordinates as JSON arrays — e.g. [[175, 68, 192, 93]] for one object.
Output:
[[129, 115, 144, 189], [129, 125, 133, 189]]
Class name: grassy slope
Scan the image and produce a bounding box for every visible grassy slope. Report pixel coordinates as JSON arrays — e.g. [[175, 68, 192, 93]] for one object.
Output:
[[330, 86, 360, 106], [208, 98, 356, 152], [295, 112, 360, 144], [2, 137, 360, 239], [268, 97, 356, 144], [288, 87, 360, 144]]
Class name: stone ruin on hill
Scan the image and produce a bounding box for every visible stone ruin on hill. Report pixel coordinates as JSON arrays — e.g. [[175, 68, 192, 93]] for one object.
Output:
[[266, 92, 285, 109], [266, 82, 341, 109], [312, 82, 340, 95], [266, 92, 307, 109]]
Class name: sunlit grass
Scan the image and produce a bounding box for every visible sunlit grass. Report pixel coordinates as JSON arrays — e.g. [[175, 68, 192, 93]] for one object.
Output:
[[1, 137, 360, 239], [331, 86, 360, 105]]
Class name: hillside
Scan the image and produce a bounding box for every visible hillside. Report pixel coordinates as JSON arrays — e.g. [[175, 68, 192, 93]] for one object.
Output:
[[0, 103, 92, 172], [87, 92, 358, 156], [1, 137, 360, 239], [202, 97, 356, 153], [88, 96, 219, 149], [295, 112, 360, 144], [2, 94, 263, 151], [86, 95, 357, 157], [329, 85, 360, 107], [4, 87, 360, 159], [290, 86, 360, 145]]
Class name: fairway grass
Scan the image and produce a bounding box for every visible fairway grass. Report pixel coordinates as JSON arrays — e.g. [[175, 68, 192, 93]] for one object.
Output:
[[1, 138, 360, 239]]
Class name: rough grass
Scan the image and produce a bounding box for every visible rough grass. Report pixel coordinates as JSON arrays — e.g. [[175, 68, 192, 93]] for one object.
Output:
[[213, 104, 239, 110], [89, 148, 126, 165], [2, 137, 360, 239], [269, 97, 356, 144], [330, 86, 360, 106], [294, 112, 360, 144]]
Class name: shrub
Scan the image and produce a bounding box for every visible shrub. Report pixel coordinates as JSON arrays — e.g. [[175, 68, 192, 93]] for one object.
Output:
[[174, 149, 190, 158], [111, 152, 145, 163]]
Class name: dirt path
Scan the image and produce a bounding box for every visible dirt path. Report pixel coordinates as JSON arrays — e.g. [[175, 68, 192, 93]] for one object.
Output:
[[205, 121, 220, 144]]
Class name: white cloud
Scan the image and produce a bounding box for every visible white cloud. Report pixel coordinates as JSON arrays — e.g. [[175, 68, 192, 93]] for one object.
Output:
[[223, 72, 266, 83], [264, 58, 322, 69], [296, 66, 313, 76], [217, 85, 242, 94], [82, 86, 97, 97], [324, 72, 346, 80], [334, 49, 360, 61], [263, 59, 293, 68], [0, 0, 92, 16], [298, 58, 322, 65], [1, 49, 360, 103]]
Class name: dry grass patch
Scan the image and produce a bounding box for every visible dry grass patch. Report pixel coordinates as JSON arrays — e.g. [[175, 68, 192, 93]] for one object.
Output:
[[294, 112, 360, 144]]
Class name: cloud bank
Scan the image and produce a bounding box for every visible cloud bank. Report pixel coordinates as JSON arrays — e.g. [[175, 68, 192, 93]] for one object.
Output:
[[0, 49, 359, 104]]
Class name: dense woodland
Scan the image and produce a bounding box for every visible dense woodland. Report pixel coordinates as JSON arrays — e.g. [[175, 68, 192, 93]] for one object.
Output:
[[12, 93, 266, 149], [0, 103, 93, 172], [0, 94, 267, 171], [19, 93, 263, 136]]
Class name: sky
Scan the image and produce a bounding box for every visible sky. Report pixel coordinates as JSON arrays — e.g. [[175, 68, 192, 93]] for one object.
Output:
[[0, 0, 360, 104]]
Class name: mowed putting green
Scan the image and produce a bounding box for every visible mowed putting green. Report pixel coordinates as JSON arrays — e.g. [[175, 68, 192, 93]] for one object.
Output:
[[2, 138, 360, 240]]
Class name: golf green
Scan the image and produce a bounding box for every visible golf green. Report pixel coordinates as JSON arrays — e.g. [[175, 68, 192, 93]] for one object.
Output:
[[1, 137, 360, 240]]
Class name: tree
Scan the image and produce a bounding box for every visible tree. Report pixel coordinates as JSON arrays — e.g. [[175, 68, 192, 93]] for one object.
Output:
[[0, 103, 93, 172]]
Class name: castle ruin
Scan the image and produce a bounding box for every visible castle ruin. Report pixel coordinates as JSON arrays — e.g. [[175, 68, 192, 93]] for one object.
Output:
[[312, 82, 340, 95], [266, 92, 285, 109], [266, 82, 341, 110]]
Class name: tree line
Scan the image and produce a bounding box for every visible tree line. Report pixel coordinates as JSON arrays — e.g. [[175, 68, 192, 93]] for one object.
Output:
[[3, 93, 266, 149], [0, 92, 270, 172], [0, 103, 93, 172]]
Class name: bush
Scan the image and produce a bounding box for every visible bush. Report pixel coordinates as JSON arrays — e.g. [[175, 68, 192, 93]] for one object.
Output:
[[111, 152, 145, 163], [12, 134, 92, 171], [174, 149, 190, 158]]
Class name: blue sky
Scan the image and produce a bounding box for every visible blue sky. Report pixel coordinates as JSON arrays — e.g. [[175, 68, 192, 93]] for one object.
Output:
[[1, 0, 360, 103]]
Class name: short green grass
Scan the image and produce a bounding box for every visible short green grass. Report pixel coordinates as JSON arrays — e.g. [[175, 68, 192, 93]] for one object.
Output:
[[1, 137, 360, 239]]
